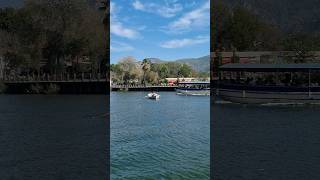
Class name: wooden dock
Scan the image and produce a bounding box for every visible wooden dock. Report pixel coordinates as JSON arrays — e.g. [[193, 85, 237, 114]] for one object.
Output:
[[111, 85, 178, 91], [1, 73, 183, 93], [2, 73, 109, 94], [4, 81, 108, 94]]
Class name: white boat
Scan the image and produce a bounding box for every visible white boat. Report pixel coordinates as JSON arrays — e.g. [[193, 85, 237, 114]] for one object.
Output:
[[147, 92, 160, 100]]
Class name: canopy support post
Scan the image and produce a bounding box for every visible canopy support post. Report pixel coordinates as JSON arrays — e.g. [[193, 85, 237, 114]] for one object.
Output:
[[309, 69, 311, 98]]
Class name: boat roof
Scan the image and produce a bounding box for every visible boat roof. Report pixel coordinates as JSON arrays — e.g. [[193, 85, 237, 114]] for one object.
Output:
[[219, 63, 320, 72], [178, 81, 210, 84]]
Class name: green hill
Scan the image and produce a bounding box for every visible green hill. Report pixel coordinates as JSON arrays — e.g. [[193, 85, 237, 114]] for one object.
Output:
[[145, 55, 210, 72]]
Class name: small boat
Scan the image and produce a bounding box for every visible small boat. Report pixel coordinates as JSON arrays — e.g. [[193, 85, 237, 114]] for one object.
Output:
[[147, 92, 160, 100]]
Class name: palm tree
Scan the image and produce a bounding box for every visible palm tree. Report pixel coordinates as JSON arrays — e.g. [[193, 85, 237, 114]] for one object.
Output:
[[141, 59, 150, 87]]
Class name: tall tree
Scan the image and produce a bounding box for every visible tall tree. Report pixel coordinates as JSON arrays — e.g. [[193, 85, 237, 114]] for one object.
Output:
[[98, 0, 109, 75], [141, 59, 150, 86]]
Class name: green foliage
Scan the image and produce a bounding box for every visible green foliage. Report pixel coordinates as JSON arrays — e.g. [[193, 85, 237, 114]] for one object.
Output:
[[227, 7, 262, 50], [215, 5, 281, 51], [27, 83, 60, 94], [282, 33, 317, 63], [0, 0, 107, 75], [111, 57, 206, 85], [141, 59, 151, 86], [29, 84, 43, 94], [44, 84, 60, 94], [159, 65, 169, 79], [178, 64, 193, 77], [213, 3, 320, 64], [213, 3, 316, 52], [110, 57, 142, 84], [145, 71, 159, 85]]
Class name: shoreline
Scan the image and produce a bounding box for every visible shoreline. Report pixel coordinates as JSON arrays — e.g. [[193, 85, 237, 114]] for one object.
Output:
[[3, 81, 109, 94]]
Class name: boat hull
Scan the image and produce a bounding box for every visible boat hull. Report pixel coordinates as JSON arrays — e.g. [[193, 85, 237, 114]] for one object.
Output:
[[176, 88, 210, 96], [147, 93, 160, 100], [216, 88, 320, 104]]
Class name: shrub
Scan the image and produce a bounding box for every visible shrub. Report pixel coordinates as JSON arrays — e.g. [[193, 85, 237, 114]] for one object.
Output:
[[44, 84, 60, 94], [30, 84, 44, 94]]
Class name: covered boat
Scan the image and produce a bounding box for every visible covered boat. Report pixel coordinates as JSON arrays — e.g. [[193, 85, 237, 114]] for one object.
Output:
[[214, 63, 320, 104]]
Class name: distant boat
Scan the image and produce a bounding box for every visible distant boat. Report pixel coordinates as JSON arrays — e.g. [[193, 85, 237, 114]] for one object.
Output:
[[147, 92, 160, 100], [176, 81, 210, 96]]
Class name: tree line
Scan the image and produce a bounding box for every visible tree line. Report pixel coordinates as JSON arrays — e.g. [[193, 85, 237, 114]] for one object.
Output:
[[0, 0, 108, 78], [111, 57, 209, 85], [212, 2, 320, 63]]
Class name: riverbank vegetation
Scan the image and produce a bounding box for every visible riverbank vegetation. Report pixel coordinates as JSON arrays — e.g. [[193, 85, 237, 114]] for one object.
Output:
[[212, 2, 320, 63], [0, 0, 108, 78], [28, 83, 60, 94], [111, 57, 209, 85]]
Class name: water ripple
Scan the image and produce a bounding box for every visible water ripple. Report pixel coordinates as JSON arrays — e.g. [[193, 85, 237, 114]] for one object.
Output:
[[111, 92, 210, 179]]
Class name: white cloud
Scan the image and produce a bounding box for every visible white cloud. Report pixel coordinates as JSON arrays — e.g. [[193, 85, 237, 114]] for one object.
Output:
[[111, 2, 140, 39], [111, 41, 134, 52], [167, 0, 209, 33], [132, 0, 183, 18], [132, 0, 144, 10], [160, 35, 209, 48], [111, 20, 140, 39]]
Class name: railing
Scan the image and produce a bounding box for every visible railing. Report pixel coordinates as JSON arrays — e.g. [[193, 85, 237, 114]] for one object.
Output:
[[2, 73, 108, 83], [111, 84, 178, 88]]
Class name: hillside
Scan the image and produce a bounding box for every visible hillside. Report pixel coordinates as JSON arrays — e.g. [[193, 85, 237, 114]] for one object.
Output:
[[146, 55, 210, 72], [175, 56, 210, 72]]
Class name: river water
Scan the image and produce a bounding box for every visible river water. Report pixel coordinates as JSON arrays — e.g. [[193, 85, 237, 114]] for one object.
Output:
[[5, 93, 318, 179], [111, 92, 210, 179], [0, 95, 108, 180], [212, 102, 320, 180]]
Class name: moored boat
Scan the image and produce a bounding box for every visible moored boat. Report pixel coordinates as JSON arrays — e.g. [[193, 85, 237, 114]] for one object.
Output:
[[176, 81, 210, 96], [215, 63, 320, 104]]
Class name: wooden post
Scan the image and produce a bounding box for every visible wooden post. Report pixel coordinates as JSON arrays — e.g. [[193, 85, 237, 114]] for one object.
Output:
[[309, 69, 311, 98]]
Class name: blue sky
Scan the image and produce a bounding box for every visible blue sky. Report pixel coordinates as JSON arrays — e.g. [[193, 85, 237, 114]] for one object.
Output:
[[111, 0, 210, 63]]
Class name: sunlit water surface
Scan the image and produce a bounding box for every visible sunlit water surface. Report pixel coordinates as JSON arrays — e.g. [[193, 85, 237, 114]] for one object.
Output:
[[111, 92, 210, 179]]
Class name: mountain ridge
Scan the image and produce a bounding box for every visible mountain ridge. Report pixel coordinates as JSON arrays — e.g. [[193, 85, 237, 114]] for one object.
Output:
[[146, 55, 210, 72]]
